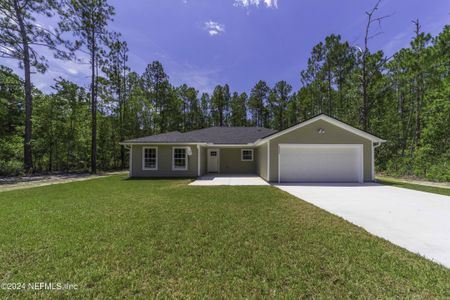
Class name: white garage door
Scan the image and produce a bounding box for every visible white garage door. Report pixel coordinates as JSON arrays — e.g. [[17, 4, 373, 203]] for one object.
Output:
[[279, 144, 363, 183]]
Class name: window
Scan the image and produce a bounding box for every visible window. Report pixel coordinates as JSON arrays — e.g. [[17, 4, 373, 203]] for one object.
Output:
[[173, 147, 188, 170], [241, 149, 254, 161], [210, 151, 217, 157], [142, 147, 158, 170]]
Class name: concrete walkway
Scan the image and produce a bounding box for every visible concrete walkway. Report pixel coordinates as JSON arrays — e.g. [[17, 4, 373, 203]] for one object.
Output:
[[275, 183, 450, 268], [190, 174, 269, 186]]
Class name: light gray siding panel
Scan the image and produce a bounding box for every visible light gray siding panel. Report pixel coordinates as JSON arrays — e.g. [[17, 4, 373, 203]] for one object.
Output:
[[256, 144, 268, 180]]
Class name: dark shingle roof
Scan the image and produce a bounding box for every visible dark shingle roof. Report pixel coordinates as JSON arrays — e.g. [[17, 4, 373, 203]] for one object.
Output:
[[123, 127, 277, 144]]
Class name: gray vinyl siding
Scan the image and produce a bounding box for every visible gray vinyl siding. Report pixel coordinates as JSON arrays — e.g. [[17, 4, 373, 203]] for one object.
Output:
[[200, 146, 207, 175], [130, 144, 199, 178], [267, 119, 373, 182], [256, 143, 268, 181], [216, 148, 256, 174]]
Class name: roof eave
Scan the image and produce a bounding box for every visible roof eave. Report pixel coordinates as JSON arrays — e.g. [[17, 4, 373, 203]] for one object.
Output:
[[119, 142, 208, 145]]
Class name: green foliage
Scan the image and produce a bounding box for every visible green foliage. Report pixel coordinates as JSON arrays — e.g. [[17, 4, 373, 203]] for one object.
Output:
[[0, 134, 22, 176], [0, 67, 23, 175], [0, 8, 448, 181], [230, 92, 248, 126], [248, 80, 270, 127]]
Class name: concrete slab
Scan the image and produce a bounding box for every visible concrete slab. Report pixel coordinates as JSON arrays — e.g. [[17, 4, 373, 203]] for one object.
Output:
[[190, 174, 269, 186], [275, 183, 450, 268]]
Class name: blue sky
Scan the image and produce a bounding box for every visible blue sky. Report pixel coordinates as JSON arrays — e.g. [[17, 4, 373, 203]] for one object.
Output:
[[5, 0, 450, 93]]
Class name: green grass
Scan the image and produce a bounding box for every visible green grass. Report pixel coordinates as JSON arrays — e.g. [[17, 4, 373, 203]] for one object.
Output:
[[377, 177, 450, 196], [0, 175, 449, 298]]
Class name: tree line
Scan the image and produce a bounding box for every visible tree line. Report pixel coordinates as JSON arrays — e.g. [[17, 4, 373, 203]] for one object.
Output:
[[0, 0, 448, 181]]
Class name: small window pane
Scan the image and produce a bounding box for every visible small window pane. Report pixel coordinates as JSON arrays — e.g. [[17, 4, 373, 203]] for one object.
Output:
[[173, 148, 187, 169], [242, 150, 253, 161], [144, 148, 157, 169], [210, 151, 217, 157]]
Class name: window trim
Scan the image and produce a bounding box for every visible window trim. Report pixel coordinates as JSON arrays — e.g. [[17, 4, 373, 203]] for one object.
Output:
[[172, 147, 188, 171], [142, 146, 158, 170], [241, 149, 254, 162]]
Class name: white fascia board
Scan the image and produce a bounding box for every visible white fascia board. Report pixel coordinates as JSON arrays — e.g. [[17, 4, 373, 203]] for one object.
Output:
[[119, 142, 207, 146], [205, 143, 255, 148]]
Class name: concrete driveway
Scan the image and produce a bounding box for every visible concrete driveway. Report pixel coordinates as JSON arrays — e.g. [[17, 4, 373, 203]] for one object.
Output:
[[275, 183, 450, 268]]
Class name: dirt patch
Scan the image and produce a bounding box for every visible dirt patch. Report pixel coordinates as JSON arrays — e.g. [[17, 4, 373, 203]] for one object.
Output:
[[376, 175, 450, 189], [0, 171, 128, 192]]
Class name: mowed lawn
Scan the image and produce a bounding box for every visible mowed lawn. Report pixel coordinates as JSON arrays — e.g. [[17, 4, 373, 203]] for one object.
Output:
[[0, 176, 449, 298]]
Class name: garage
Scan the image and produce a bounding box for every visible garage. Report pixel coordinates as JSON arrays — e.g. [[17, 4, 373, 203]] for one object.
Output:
[[279, 144, 364, 183]]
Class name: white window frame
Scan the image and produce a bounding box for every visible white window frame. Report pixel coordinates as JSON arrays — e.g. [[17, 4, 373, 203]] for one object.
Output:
[[142, 146, 158, 170], [241, 149, 254, 162], [172, 147, 188, 171]]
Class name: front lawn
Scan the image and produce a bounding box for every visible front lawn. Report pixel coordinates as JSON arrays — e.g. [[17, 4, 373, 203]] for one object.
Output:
[[0, 175, 448, 298]]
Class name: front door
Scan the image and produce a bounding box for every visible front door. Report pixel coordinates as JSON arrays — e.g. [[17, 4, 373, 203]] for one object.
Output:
[[207, 149, 219, 173]]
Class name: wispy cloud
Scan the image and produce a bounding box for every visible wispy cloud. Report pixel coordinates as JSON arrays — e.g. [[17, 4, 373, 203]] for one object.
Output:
[[150, 51, 222, 94], [204, 20, 225, 36], [2, 45, 91, 92], [381, 31, 410, 56], [233, 0, 278, 9], [107, 26, 223, 93]]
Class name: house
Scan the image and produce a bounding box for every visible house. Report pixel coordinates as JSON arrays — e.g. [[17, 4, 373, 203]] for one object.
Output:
[[120, 114, 385, 183]]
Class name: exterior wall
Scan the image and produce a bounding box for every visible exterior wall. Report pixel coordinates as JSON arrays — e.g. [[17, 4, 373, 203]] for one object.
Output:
[[268, 119, 373, 182], [130, 145, 257, 177], [131, 144, 199, 178], [256, 143, 268, 180], [206, 147, 256, 174], [199, 146, 207, 176]]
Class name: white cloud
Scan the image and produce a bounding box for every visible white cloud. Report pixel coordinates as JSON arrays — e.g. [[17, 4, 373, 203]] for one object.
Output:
[[233, 0, 278, 8], [204, 21, 225, 36]]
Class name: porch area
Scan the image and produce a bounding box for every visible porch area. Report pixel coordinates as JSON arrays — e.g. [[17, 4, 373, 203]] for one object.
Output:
[[189, 174, 268, 186]]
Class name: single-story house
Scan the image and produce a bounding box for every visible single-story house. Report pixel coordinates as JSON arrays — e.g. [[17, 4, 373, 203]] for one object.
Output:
[[120, 114, 385, 183]]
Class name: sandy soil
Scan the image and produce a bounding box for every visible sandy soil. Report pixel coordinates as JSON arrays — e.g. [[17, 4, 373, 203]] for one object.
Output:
[[0, 171, 128, 192], [377, 175, 450, 189]]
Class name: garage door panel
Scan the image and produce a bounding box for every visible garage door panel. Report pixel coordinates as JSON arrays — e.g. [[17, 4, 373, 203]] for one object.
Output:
[[279, 144, 363, 183]]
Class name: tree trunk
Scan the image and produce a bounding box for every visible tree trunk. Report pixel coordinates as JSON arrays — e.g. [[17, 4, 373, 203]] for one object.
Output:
[[90, 46, 97, 174], [414, 83, 422, 149], [413, 20, 423, 150], [361, 58, 369, 131], [118, 78, 125, 170], [14, 1, 33, 172], [327, 66, 332, 115]]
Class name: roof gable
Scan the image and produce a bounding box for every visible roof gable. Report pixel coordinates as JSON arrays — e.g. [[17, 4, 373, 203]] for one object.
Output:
[[255, 114, 385, 144]]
